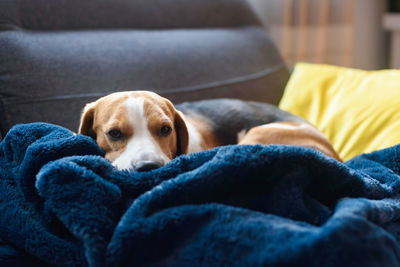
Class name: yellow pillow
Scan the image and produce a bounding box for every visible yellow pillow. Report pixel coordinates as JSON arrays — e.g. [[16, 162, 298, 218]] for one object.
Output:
[[279, 62, 400, 161]]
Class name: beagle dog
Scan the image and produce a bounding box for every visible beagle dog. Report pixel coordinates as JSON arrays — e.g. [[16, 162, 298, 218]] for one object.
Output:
[[79, 91, 340, 171]]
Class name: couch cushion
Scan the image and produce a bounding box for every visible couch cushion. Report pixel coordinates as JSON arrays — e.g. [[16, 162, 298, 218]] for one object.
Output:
[[279, 63, 400, 161], [0, 0, 289, 136], [1, 0, 262, 30]]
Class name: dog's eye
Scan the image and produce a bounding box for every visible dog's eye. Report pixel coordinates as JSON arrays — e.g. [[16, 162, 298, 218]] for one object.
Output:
[[160, 125, 172, 137], [107, 129, 124, 140]]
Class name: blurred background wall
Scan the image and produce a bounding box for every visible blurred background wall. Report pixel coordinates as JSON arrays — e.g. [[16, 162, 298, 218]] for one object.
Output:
[[248, 0, 399, 70]]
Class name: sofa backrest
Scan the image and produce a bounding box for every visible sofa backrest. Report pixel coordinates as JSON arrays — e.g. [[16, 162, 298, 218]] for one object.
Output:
[[0, 0, 289, 138]]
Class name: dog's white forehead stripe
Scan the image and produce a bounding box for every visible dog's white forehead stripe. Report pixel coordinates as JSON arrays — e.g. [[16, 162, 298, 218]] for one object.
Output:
[[126, 97, 145, 127], [111, 97, 171, 170]]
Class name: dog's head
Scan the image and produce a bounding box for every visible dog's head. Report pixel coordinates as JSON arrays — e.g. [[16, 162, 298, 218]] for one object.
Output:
[[79, 91, 189, 171]]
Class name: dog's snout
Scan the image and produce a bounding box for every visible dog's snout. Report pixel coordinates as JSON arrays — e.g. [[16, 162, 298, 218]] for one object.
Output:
[[134, 161, 163, 172]]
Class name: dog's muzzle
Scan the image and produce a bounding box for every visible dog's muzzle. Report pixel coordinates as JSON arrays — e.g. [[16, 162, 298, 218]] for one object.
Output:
[[134, 160, 163, 172]]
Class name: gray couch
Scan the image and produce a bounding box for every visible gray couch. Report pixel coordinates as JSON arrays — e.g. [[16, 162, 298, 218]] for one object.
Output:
[[0, 0, 289, 140]]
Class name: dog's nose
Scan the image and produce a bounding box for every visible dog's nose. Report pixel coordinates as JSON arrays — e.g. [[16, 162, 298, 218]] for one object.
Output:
[[134, 161, 163, 172]]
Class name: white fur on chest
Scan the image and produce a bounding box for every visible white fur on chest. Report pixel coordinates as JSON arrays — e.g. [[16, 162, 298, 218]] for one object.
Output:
[[182, 116, 203, 154]]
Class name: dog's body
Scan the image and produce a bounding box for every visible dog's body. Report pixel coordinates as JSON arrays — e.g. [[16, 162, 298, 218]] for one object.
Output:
[[79, 91, 340, 171], [176, 98, 307, 146]]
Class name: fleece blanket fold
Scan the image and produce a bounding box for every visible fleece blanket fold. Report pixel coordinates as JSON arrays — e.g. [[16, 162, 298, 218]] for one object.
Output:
[[1, 123, 400, 266]]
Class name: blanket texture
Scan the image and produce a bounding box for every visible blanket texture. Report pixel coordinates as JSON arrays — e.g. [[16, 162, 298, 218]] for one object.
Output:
[[1, 123, 400, 266]]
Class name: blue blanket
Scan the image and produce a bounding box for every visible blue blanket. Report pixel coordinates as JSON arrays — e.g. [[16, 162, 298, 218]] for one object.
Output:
[[1, 123, 400, 266]]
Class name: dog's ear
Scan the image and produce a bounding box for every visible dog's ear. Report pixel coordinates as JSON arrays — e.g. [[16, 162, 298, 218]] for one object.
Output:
[[78, 102, 97, 139], [174, 111, 189, 155]]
